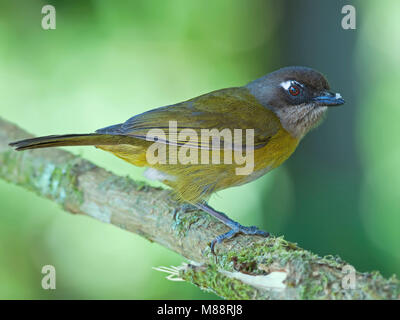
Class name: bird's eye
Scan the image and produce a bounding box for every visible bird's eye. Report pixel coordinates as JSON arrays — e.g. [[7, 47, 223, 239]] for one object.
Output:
[[289, 85, 300, 96]]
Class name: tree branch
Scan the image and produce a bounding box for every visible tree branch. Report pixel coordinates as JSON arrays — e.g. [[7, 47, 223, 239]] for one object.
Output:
[[0, 117, 398, 299]]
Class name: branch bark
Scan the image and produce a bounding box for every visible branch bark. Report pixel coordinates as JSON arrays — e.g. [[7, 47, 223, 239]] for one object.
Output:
[[0, 117, 398, 300]]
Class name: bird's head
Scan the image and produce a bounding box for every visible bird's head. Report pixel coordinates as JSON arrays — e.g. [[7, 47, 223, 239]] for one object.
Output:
[[246, 66, 345, 138]]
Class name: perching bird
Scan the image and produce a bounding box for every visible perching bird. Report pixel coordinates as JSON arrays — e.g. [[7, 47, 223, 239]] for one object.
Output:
[[9, 66, 344, 253]]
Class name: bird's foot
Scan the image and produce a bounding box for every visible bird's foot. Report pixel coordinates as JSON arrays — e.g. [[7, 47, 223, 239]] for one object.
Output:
[[173, 203, 198, 221], [210, 222, 269, 254]]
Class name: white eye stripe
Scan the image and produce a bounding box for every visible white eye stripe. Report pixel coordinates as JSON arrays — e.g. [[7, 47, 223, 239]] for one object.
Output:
[[280, 80, 292, 90], [280, 80, 303, 91]]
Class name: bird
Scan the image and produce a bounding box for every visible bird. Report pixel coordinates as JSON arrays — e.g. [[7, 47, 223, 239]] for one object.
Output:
[[9, 66, 345, 253]]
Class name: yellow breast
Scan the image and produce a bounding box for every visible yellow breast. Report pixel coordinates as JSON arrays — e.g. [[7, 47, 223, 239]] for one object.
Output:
[[255, 126, 299, 171]]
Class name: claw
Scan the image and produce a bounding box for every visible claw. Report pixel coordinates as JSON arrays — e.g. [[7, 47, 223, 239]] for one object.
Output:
[[210, 224, 270, 255], [194, 202, 270, 255], [173, 203, 197, 221]]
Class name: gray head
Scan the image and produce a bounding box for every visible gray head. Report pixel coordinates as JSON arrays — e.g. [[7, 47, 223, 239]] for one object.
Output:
[[246, 66, 344, 138]]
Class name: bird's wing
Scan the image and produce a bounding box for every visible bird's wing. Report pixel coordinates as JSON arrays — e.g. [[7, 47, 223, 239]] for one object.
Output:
[[96, 87, 280, 150]]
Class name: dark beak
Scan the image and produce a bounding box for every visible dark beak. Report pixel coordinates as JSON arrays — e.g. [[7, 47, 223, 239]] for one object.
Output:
[[313, 92, 345, 107]]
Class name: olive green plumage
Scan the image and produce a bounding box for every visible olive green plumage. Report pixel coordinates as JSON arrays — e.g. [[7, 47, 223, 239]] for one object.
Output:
[[9, 66, 344, 251]]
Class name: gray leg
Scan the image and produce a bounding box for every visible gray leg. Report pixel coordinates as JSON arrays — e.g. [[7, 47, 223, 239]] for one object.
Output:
[[194, 202, 269, 254]]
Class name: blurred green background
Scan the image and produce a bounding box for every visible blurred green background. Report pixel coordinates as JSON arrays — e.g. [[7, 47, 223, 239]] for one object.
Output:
[[0, 0, 399, 299]]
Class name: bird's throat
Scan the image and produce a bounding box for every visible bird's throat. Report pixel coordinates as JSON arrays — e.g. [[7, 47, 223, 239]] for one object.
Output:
[[274, 104, 328, 139]]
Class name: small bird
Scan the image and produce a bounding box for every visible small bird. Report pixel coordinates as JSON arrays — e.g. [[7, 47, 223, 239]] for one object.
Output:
[[9, 66, 344, 253]]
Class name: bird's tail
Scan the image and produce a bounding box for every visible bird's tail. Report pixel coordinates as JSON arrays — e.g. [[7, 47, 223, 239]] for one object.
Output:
[[9, 133, 132, 151]]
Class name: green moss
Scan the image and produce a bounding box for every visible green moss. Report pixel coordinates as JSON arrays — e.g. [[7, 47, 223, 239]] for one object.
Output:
[[172, 208, 205, 238], [15, 156, 85, 210], [213, 236, 303, 274], [180, 264, 258, 299], [187, 234, 399, 300]]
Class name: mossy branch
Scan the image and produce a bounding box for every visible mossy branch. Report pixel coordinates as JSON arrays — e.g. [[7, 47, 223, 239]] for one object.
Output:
[[0, 117, 398, 300]]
